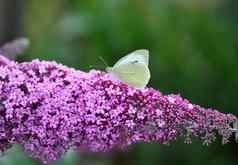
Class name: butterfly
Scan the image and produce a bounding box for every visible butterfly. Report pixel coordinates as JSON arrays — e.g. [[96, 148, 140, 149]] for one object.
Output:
[[106, 49, 151, 88]]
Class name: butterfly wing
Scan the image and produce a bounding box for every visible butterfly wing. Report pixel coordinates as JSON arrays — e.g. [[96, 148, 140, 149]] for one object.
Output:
[[113, 49, 149, 67], [111, 62, 150, 88]]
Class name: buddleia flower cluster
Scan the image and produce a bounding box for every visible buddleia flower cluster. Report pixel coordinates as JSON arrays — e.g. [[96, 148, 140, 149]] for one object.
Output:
[[0, 54, 237, 164]]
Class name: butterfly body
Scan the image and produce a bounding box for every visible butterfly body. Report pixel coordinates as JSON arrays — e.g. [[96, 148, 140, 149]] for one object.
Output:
[[106, 49, 151, 88]]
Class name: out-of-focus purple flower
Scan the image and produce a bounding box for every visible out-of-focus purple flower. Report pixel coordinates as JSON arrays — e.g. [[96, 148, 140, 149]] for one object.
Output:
[[0, 55, 237, 163], [0, 53, 12, 66], [1, 38, 30, 60]]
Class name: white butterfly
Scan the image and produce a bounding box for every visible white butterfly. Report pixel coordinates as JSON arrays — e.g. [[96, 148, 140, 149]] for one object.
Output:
[[106, 49, 151, 88]]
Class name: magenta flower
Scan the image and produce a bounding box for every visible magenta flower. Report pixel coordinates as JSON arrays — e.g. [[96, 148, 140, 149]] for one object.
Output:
[[0, 55, 237, 163]]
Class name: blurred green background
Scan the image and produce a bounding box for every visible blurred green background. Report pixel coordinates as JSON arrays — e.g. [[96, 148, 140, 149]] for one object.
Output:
[[0, 0, 238, 165]]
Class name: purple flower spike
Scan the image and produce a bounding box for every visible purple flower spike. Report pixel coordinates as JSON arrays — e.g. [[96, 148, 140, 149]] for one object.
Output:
[[0, 55, 237, 163], [0, 53, 12, 66]]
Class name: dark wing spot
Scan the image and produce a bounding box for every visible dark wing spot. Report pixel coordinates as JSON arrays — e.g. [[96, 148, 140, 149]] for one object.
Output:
[[131, 60, 139, 64]]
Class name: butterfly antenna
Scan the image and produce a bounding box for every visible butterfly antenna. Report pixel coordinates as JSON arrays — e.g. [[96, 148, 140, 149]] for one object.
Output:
[[98, 56, 108, 67], [89, 64, 101, 69], [89, 56, 108, 70], [89, 65, 94, 69]]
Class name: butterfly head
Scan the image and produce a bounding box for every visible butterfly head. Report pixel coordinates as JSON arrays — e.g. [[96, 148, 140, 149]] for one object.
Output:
[[106, 67, 113, 73]]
